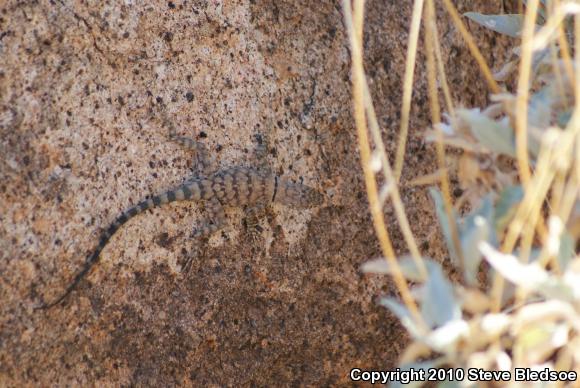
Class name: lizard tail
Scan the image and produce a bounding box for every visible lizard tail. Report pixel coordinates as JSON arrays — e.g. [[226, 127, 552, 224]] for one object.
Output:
[[35, 184, 201, 310]]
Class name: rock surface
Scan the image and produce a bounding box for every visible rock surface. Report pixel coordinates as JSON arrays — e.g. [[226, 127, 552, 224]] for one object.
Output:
[[1, 0, 507, 385]]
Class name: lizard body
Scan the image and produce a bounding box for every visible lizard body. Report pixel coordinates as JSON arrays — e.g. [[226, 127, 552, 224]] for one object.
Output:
[[38, 152, 322, 309]]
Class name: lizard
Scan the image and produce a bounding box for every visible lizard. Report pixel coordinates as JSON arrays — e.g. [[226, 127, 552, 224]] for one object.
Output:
[[37, 130, 323, 310]]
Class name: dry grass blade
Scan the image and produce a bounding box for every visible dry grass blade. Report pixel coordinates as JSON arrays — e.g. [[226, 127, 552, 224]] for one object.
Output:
[[342, 0, 425, 327], [394, 0, 425, 183]]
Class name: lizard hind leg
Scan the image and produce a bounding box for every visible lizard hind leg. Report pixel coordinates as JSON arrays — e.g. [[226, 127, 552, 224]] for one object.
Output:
[[192, 197, 226, 239], [243, 203, 269, 242]]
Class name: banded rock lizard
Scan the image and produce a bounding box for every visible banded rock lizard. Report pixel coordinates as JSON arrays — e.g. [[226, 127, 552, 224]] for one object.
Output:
[[38, 135, 323, 309]]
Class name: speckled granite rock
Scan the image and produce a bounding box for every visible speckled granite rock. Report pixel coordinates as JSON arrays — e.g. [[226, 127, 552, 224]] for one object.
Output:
[[0, 0, 508, 385]]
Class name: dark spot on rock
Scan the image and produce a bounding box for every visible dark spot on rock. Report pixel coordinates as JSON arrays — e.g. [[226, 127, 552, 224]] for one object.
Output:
[[156, 232, 170, 248], [185, 91, 194, 102], [328, 27, 336, 39]]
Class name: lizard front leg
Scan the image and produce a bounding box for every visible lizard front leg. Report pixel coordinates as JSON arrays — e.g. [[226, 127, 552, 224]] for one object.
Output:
[[157, 104, 216, 175], [171, 135, 214, 176]]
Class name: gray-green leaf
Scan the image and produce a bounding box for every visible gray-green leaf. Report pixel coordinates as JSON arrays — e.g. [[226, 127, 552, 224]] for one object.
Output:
[[461, 196, 494, 286], [361, 256, 437, 282], [429, 188, 459, 265], [494, 185, 524, 234], [457, 108, 516, 157], [464, 13, 524, 38], [379, 298, 422, 338], [421, 265, 461, 328]]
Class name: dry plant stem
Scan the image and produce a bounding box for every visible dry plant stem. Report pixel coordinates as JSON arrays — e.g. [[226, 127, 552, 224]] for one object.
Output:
[[492, 124, 580, 311], [494, 146, 555, 310], [538, 173, 578, 270], [556, 17, 576, 91], [440, 0, 500, 94], [518, 138, 557, 265], [491, 2, 580, 312], [576, 123, 580, 187], [557, 173, 579, 234], [531, 2, 578, 52], [576, 13, 580, 107], [431, 6, 455, 117], [546, 0, 576, 89], [550, 41, 568, 113], [549, 9, 568, 110], [362, 85, 427, 278], [342, 0, 425, 326], [425, 0, 465, 277], [515, 0, 540, 186], [358, 0, 429, 279], [506, 147, 555, 303], [394, 0, 425, 183]]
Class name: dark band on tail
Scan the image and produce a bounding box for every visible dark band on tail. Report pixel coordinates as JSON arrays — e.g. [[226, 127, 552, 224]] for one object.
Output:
[[36, 184, 197, 310]]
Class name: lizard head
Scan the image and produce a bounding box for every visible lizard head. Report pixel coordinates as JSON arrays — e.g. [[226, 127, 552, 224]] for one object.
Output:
[[274, 178, 324, 208]]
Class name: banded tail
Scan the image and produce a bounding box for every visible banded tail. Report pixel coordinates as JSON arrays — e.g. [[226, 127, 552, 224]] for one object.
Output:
[[37, 181, 206, 309]]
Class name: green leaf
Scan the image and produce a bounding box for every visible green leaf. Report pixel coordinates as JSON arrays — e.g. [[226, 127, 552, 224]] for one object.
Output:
[[457, 109, 516, 157], [494, 185, 524, 234], [464, 13, 524, 38], [421, 265, 461, 328], [429, 188, 459, 265]]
